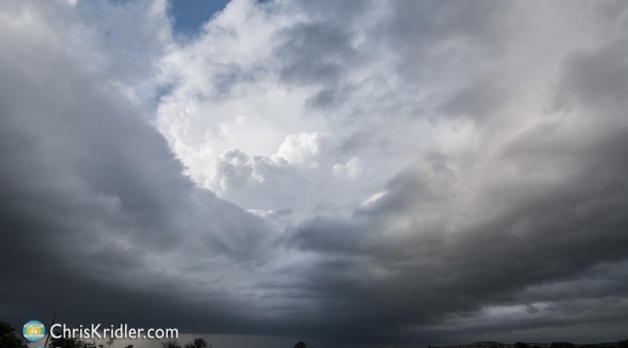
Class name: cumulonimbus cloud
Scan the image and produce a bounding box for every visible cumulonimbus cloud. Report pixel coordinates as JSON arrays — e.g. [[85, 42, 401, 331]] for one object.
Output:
[[1, 0, 627, 347]]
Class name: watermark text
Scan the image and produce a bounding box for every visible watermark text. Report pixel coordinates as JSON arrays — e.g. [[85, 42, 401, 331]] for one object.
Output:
[[50, 323, 178, 340]]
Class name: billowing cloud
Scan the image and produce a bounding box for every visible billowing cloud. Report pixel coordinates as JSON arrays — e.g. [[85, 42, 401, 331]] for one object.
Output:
[[0, 0, 279, 337], [1, 0, 628, 347]]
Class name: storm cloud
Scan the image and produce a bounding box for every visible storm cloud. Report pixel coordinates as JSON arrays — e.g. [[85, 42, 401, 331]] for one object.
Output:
[[2, 0, 628, 347]]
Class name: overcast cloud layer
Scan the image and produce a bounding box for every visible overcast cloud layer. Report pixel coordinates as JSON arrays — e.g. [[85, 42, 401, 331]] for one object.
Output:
[[1, 1, 628, 347]]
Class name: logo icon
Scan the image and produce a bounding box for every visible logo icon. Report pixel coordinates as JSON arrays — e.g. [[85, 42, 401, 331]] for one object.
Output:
[[22, 320, 46, 342]]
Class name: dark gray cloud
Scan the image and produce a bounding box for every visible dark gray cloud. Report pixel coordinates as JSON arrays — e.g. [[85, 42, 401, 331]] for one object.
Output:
[[0, 0, 273, 339], [554, 41, 628, 110], [285, 15, 628, 343], [2, 0, 628, 348]]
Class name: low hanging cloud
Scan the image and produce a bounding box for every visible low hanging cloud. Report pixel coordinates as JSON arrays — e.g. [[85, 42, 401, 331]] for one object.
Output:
[[1, 0, 628, 347], [0, 0, 279, 335], [159, 0, 628, 343]]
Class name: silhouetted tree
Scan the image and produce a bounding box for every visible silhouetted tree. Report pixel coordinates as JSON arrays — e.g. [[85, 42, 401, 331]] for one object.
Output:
[[162, 341, 182, 348], [294, 341, 307, 348], [185, 338, 210, 348], [48, 336, 96, 348], [515, 342, 530, 348], [551, 342, 575, 348], [0, 321, 27, 348], [618, 339, 628, 348]]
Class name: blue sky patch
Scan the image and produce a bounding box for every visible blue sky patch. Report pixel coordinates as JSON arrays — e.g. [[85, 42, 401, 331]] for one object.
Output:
[[169, 0, 231, 36]]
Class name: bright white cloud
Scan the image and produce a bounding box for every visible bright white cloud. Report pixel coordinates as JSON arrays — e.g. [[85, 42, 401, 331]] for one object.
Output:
[[273, 132, 332, 167]]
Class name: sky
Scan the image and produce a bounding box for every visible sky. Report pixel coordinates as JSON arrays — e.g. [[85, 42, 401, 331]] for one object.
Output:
[[1, 1, 628, 348], [168, 0, 229, 36]]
